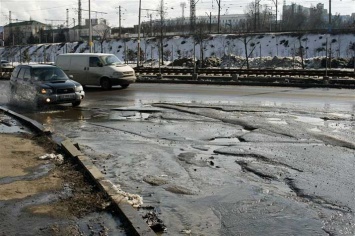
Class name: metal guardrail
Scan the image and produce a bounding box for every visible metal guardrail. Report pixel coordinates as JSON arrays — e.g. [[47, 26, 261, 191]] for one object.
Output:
[[2, 66, 354, 81], [134, 67, 355, 78], [0, 67, 14, 73]]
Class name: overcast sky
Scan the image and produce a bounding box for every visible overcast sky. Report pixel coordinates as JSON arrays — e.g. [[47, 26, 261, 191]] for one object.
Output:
[[0, 0, 354, 28]]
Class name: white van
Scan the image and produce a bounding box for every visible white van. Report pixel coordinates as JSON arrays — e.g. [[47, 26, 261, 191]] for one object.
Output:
[[55, 53, 136, 89]]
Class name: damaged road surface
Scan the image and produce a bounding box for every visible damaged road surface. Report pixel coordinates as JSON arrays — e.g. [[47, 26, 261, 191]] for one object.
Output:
[[2, 83, 355, 235]]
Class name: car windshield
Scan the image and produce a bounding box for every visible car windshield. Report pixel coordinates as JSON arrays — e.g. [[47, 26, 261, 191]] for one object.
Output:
[[32, 67, 68, 81], [101, 55, 123, 66]]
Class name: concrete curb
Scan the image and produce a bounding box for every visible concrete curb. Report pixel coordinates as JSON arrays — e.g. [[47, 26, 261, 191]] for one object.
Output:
[[0, 106, 155, 236], [61, 140, 156, 236]]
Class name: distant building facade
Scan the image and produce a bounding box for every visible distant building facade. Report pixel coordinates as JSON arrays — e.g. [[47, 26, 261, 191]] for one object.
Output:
[[3, 20, 48, 45], [68, 18, 111, 42]]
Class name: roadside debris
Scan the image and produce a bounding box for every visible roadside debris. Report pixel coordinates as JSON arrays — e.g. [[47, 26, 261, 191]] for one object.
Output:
[[38, 153, 64, 164], [142, 210, 167, 233], [107, 180, 144, 208]]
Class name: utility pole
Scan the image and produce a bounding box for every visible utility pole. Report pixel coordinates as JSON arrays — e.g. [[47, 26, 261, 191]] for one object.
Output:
[[73, 18, 76, 41], [141, 8, 159, 36], [115, 6, 122, 38], [66, 9, 69, 28], [159, 0, 164, 65], [180, 2, 186, 33], [180, 2, 186, 20], [190, 0, 199, 33], [9, 11, 14, 46], [137, 0, 142, 67], [205, 12, 212, 33], [119, 6, 122, 38], [78, 0, 82, 39], [271, 0, 278, 31], [89, 0, 92, 52], [215, 0, 221, 33], [328, 0, 332, 32]]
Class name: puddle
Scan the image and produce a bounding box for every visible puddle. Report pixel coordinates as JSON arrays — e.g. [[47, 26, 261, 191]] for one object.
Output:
[[309, 127, 322, 132], [210, 137, 241, 144], [0, 163, 53, 185], [293, 116, 324, 126], [328, 113, 352, 119], [109, 111, 150, 121], [267, 118, 288, 125], [0, 115, 30, 133]]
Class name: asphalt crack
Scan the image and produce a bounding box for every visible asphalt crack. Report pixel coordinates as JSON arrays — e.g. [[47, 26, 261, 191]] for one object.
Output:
[[236, 160, 277, 180], [214, 150, 303, 173], [285, 177, 352, 213]]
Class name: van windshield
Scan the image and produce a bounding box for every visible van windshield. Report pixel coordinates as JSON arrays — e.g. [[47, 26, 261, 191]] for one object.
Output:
[[101, 55, 124, 66]]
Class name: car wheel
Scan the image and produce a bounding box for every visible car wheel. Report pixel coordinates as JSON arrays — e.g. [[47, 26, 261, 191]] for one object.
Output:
[[101, 78, 112, 90], [121, 84, 129, 89], [72, 101, 81, 107]]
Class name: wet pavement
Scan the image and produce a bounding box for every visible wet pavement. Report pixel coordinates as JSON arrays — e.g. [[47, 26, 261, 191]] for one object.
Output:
[[1, 81, 355, 235]]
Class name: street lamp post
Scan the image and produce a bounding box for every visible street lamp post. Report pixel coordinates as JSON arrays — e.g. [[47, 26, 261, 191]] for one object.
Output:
[[137, 0, 142, 67], [89, 0, 93, 52], [328, 0, 332, 32]]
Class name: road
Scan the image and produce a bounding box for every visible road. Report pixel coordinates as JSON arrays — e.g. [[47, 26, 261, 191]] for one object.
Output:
[[1, 82, 355, 235]]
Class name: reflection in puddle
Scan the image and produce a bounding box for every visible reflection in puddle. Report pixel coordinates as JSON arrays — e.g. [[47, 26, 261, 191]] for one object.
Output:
[[328, 113, 352, 119], [267, 118, 288, 125], [109, 111, 150, 121], [294, 116, 324, 126], [210, 137, 241, 144]]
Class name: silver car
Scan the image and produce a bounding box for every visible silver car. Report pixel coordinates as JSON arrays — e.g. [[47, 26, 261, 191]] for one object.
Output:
[[10, 64, 85, 107], [0, 60, 11, 68]]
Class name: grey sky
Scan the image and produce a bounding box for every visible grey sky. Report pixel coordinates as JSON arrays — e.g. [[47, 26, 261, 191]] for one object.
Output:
[[0, 0, 354, 28]]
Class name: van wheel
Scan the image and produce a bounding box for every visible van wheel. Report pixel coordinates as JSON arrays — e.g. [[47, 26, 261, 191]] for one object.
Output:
[[101, 78, 112, 90], [121, 84, 129, 89]]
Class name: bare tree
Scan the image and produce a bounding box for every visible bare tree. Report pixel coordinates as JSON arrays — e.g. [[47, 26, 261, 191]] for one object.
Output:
[[193, 21, 209, 67], [308, 5, 326, 30], [93, 22, 111, 53], [282, 4, 307, 30], [237, 35, 256, 69]]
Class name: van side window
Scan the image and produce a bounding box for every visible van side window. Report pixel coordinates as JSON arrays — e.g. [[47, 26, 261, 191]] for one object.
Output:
[[89, 57, 101, 67]]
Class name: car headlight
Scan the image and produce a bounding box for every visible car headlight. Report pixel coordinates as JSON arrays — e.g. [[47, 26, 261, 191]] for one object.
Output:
[[75, 85, 83, 92], [40, 88, 53, 94], [112, 72, 122, 78]]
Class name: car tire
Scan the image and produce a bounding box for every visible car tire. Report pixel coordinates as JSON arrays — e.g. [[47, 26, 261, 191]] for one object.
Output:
[[72, 101, 81, 107], [121, 84, 129, 89], [101, 78, 112, 90]]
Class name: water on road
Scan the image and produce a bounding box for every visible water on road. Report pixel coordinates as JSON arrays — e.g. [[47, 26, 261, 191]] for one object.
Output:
[[2, 82, 355, 235]]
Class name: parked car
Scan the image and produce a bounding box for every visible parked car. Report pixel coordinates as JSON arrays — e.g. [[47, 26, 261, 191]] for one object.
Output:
[[1, 60, 11, 68], [10, 64, 85, 107], [55, 53, 136, 90]]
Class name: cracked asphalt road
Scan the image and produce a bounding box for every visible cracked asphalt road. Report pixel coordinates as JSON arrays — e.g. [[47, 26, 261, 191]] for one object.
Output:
[[1, 82, 355, 235]]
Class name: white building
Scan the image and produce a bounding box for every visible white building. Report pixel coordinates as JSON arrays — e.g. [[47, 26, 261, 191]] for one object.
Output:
[[3, 20, 48, 44]]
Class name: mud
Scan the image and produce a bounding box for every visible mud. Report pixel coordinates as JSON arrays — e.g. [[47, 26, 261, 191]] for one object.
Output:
[[0, 131, 127, 235]]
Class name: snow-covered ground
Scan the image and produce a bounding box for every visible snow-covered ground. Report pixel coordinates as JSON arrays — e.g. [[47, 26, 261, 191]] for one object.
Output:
[[0, 33, 354, 69]]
